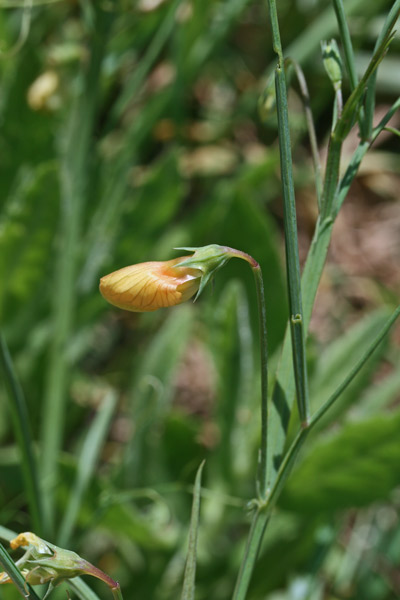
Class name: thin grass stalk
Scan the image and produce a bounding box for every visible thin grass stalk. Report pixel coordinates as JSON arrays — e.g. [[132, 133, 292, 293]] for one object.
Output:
[[40, 6, 112, 536], [0, 334, 43, 534], [273, 35, 310, 428]]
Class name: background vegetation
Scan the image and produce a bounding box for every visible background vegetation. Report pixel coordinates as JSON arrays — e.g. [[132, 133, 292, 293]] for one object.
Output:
[[0, 0, 399, 599]]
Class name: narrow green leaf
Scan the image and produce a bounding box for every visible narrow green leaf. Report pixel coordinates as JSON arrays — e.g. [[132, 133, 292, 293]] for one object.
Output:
[[180, 461, 205, 600], [0, 541, 41, 600], [57, 390, 117, 547]]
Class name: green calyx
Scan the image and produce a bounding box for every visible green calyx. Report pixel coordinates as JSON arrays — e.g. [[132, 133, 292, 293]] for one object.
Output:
[[174, 244, 234, 300]]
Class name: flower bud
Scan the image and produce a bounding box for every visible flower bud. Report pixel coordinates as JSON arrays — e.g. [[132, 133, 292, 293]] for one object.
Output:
[[99, 257, 202, 312], [0, 532, 119, 594], [99, 245, 256, 313], [321, 39, 342, 91]]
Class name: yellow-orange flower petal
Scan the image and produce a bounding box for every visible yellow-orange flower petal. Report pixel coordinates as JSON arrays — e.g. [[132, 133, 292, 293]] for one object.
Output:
[[10, 532, 50, 553], [99, 257, 202, 312]]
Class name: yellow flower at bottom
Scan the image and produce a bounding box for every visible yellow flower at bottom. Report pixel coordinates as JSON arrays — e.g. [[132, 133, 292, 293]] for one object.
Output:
[[99, 257, 202, 312]]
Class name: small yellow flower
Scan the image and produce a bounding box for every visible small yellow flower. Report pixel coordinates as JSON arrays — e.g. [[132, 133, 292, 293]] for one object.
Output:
[[99, 256, 202, 312]]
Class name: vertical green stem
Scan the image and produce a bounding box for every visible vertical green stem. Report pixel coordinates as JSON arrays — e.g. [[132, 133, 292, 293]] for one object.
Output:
[[112, 586, 124, 600], [232, 508, 269, 600], [267, 0, 310, 425], [275, 65, 310, 426], [251, 266, 269, 499], [218, 247, 270, 500], [0, 334, 43, 534]]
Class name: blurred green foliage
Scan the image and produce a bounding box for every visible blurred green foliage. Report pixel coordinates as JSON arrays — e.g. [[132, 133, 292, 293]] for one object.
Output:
[[0, 1, 399, 599]]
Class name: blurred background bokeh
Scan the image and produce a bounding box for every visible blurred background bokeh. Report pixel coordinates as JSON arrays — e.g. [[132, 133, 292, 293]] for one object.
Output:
[[0, 1, 400, 599]]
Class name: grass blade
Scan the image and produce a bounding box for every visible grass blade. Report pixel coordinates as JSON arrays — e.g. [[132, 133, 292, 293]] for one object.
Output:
[[0, 333, 43, 534], [57, 390, 117, 547], [180, 461, 205, 600], [0, 541, 41, 600]]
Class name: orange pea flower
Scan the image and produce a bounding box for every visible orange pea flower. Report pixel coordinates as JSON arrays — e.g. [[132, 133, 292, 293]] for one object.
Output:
[[99, 245, 257, 313], [99, 256, 202, 312]]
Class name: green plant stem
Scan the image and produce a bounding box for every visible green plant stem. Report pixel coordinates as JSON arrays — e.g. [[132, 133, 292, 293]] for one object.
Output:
[[233, 304, 400, 599], [40, 6, 112, 536], [232, 508, 269, 600], [217, 247, 269, 500], [275, 58, 310, 428], [0, 334, 43, 534], [266, 0, 283, 62], [251, 266, 269, 499], [112, 586, 124, 600]]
